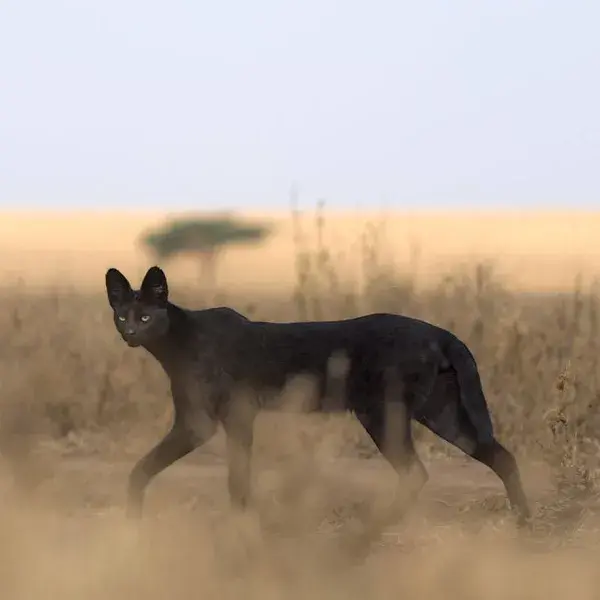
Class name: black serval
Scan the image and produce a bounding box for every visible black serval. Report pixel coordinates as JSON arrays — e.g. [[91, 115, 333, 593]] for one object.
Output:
[[105, 266, 531, 527]]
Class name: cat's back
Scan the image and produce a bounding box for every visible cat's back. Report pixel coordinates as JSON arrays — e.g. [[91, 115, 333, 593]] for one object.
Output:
[[185, 306, 254, 349], [188, 306, 250, 326]]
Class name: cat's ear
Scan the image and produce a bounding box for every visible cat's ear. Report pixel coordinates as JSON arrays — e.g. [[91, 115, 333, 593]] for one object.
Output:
[[140, 265, 168, 306], [105, 268, 133, 308]]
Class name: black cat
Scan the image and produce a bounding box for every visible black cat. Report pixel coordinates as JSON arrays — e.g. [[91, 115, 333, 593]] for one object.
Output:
[[105, 265, 531, 526]]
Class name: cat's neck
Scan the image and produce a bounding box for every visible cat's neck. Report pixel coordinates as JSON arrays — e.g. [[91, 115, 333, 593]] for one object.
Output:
[[141, 302, 191, 371]]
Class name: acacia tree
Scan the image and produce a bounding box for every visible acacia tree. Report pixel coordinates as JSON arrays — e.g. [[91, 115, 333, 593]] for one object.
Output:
[[141, 216, 271, 289]]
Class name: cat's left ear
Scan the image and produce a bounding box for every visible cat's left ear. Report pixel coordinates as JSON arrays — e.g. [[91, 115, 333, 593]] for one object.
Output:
[[140, 265, 169, 306]]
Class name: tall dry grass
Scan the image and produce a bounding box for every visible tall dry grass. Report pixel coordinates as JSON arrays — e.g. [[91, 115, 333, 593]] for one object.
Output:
[[1, 208, 598, 489], [0, 208, 600, 598]]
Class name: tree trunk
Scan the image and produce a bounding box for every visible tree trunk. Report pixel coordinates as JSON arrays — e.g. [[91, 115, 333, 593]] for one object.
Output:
[[198, 249, 219, 296]]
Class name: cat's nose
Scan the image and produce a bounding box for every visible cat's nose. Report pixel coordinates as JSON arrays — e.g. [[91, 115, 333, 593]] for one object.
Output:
[[124, 327, 136, 336]]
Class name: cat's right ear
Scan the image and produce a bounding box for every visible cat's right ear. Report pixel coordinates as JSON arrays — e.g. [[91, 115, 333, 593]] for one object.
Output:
[[105, 268, 133, 308]]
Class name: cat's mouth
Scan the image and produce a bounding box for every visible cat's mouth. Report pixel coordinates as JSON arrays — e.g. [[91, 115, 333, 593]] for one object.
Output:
[[125, 338, 142, 348]]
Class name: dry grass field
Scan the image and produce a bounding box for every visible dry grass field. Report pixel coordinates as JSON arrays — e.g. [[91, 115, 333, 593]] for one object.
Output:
[[2, 207, 600, 598]]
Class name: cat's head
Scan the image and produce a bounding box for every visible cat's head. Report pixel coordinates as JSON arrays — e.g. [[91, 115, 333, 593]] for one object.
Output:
[[105, 266, 170, 348]]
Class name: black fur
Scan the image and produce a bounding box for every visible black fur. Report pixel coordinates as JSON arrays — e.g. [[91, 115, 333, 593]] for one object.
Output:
[[105, 266, 531, 526]]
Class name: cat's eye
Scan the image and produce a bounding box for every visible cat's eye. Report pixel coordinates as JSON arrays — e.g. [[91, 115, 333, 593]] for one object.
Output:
[[117, 316, 126, 322], [140, 315, 151, 323]]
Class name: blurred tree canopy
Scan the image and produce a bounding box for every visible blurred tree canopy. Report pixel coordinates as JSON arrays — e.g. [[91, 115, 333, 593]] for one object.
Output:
[[141, 215, 271, 288]]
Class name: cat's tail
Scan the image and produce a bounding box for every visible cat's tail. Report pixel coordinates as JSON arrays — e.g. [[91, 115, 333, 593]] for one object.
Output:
[[446, 338, 495, 444]]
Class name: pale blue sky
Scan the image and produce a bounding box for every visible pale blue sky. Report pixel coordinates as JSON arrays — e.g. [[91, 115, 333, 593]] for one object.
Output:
[[1, 0, 599, 211]]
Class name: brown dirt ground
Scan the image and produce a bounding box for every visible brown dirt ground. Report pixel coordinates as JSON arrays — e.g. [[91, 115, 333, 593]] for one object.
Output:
[[28, 448, 551, 526], [0, 422, 598, 599]]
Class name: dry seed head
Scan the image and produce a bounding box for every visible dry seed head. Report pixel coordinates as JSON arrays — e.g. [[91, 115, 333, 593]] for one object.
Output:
[[556, 361, 572, 391]]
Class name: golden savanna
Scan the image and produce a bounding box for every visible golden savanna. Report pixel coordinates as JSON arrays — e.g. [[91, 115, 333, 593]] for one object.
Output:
[[1, 207, 600, 599], [1, 208, 598, 292]]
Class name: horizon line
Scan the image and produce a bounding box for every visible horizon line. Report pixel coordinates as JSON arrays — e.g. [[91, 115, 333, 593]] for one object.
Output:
[[1, 206, 600, 217]]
